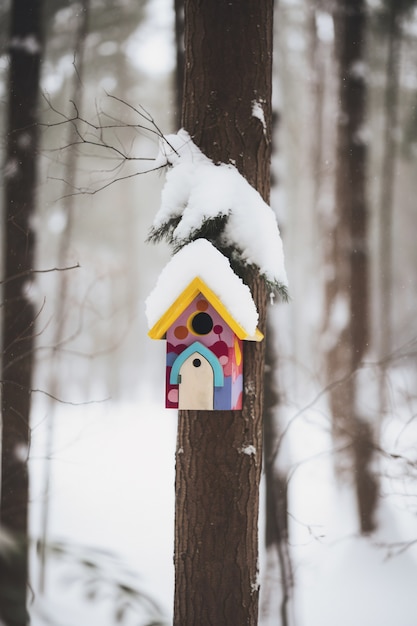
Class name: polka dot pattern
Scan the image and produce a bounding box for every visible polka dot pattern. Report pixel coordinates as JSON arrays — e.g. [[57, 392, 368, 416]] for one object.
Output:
[[174, 325, 188, 340], [165, 294, 244, 410]]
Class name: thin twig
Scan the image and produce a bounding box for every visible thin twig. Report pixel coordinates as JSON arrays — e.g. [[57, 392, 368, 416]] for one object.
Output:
[[0, 264, 80, 286]]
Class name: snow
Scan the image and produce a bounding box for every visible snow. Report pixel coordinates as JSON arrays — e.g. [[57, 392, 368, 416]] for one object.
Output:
[[280, 362, 417, 626], [296, 522, 417, 626], [252, 99, 267, 135], [153, 129, 203, 168], [152, 130, 288, 288], [145, 238, 259, 335], [29, 398, 176, 625], [241, 444, 257, 456], [27, 365, 417, 626]]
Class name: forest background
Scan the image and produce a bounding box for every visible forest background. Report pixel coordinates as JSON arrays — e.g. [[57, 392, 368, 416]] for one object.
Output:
[[1, 0, 417, 625]]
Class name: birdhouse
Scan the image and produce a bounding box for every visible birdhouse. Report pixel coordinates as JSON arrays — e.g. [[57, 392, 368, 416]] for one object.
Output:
[[146, 240, 263, 411]]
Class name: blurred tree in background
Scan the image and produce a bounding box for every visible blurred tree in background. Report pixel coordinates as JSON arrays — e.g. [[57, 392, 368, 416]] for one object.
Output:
[[1, 0, 43, 623]]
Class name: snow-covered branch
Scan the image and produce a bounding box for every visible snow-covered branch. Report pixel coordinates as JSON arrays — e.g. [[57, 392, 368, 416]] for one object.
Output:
[[148, 129, 289, 299]]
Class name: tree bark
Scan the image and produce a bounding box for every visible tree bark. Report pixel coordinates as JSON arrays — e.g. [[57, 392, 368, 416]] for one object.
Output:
[[1, 0, 43, 623], [174, 1, 273, 624]]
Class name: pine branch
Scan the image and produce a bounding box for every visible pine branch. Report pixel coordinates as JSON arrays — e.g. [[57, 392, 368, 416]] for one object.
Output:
[[267, 281, 290, 302], [170, 215, 230, 253], [147, 216, 182, 244], [228, 250, 290, 302], [147, 214, 290, 302]]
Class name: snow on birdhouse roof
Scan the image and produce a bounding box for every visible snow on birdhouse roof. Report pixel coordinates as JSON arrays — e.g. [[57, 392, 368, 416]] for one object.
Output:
[[146, 239, 262, 341], [151, 130, 288, 290]]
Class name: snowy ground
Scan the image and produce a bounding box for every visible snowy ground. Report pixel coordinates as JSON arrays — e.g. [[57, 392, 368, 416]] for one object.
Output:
[[28, 366, 417, 626], [285, 364, 417, 626], [29, 391, 176, 625]]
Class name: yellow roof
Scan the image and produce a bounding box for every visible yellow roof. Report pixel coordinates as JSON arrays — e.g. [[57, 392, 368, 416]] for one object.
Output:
[[148, 276, 263, 342]]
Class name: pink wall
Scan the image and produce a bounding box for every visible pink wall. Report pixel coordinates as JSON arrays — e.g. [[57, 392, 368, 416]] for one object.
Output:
[[165, 295, 243, 409]]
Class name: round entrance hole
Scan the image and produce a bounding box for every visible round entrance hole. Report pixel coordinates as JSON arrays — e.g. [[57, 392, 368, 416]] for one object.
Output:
[[193, 358, 202, 368], [190, 312, 213, 335]]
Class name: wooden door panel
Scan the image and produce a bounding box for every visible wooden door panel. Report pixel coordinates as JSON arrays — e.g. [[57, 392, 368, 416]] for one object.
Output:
[[178, 353, 214, 410]]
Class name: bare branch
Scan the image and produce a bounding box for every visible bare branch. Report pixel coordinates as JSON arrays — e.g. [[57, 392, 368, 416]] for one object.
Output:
[[374, 538, 417, 559], [57, 164, 166, 199], [56, 138, 155, 162], [0, 264, 80, 286], [41, 93, 162, 137], [31, 388, 110, 405]]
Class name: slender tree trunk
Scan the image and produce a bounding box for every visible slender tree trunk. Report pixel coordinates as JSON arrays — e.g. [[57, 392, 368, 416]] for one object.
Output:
[[174, 1, 273, 624], [378, 2, 402, 415], [0, 1, 43, 623], [309, 1, 326, 213], [262, 324, 292, 626], [324, 0, 378, 534], [38, 0, 90, 594], [174, 0, 184, 124], [309, 0, 337, 219], [261, 49, 292, 622]]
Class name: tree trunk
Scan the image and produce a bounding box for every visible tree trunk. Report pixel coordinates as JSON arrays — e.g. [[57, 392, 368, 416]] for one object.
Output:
[[378, 1, 402, 415], [262, 323, 292, 626], [324, 0, 378, 534], [38, 0, 90, 594], [174, 0, 185, 124], [174, 1, 273, 624], [1, 0, 43, 624]]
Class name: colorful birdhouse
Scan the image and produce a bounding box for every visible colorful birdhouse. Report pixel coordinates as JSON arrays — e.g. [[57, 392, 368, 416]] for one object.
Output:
[[146, 239, 263, 411]]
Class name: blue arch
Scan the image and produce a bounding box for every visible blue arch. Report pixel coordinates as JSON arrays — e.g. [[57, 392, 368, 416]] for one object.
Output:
[[170, 341, 224, 387]]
